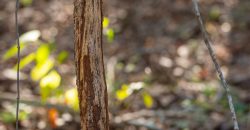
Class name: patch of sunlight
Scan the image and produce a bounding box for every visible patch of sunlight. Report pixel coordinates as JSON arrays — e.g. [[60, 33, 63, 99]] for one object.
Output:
[[64, 88, 79, 111], [20, 30, 41, 43]]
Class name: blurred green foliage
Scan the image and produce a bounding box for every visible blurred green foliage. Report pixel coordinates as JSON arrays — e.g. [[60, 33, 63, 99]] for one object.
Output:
[[14, 53, 35, 70], [57, 51, 69, 64], [209, 6, 221, 21], [0, 111, 28, 123], [3, 30, 40, 61], [21, 0, 33, 6], [35, 44, 51, 64], [0, 112, 15, 123], [2, 30, 75, 109], [142, 92, 153, 108], [40, 70, 61, 101], [103, 17, 115, 43], [64, 88, 79, 111], [31, 58, 54, 81], [116, 82, 154, 108]]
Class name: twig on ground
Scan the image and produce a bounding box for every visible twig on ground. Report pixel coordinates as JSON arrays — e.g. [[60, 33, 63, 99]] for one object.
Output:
[[192, 0, 240, 130]]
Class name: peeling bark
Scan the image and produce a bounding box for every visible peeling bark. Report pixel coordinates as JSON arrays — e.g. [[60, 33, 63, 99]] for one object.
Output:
[[74, 0, 109, 129]]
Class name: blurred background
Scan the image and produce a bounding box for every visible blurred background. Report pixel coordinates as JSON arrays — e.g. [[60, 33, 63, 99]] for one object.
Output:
[[0, 0, 250, 130]]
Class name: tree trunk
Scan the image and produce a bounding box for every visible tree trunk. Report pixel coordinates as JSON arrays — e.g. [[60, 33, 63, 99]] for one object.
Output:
[[73, 0, 109, 130]]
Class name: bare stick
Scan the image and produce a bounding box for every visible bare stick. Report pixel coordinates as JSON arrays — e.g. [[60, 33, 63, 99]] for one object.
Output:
[[192, 0, 240, 130], [15, 0, 20, 129]]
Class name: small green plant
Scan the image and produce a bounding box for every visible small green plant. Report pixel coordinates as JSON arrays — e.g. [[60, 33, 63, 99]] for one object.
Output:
[[2, 30, 73, 107]]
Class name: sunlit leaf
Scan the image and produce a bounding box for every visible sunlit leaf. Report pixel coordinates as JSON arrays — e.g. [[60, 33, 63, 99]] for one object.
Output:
[[21, 0, 33, 6], [142, 92, 154, 108], [31, 59, 54, 81], [14, 53, 35, 70], [39, 70, 61, 102], [20, 30, 41, 43], [40, 70, 61, 89], [64, 88, 79, 111], [40, 86, 50, 102], [116, 84, 131, 101], [3, 30, 40, 61], [2, 43, 25, 60], [57, 51, 69, 64], [107, 28, 115, 42], [103, 17, 109, 28], [36, 44, 50, 64], [19, 111, 28, 121]]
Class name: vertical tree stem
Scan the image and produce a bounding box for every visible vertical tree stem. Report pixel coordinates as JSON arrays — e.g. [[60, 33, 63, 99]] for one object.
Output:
[[74, 0, 109, 130], [15, 0, 20, 129], [192, 0, 239, 130]]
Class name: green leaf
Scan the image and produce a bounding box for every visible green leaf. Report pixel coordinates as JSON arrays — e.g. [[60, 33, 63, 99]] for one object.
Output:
[[20, 0, 33, 6], [20, 30, 41, 43], [142, 92, 154, 108], [2, 30, 40, 61], [2, 43, 25, 60], [19, 111, 28, 121], [116, 84, 131, 101], [40, 70, 61, 102], [0, 112, 15, 123], [14, 53, 35, 70], [209, 6, 221, 20], [65, 88, 79, 111], [103, 17, 109, 28], [57, 51, 69, 64], [36, 44, 50, 64], [40, 70, 61, 89], [107, 28, 115, 42], [40, 85, 51, 102], [31, 59, 54, 81]]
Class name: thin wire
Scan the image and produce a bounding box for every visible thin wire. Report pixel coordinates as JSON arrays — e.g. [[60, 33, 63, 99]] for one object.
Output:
[[192, 0, 240, 130], [15, 0, 20, 129]]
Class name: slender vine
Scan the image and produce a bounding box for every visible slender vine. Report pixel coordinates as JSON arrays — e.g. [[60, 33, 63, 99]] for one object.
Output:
[[15, 0, 20, 129], [192, 0, 239, 130]]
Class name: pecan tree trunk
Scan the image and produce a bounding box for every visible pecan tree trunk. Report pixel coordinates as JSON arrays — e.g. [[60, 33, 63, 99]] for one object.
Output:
[[73, 0, 109, 129]]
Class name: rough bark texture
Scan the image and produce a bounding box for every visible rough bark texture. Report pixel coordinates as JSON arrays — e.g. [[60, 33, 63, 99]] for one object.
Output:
[[73, 0, 109, 130]]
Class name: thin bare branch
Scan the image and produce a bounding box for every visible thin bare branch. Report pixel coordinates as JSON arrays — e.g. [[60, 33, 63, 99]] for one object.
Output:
[[15, 0, 21, 129], [192, 0, 239, 130]]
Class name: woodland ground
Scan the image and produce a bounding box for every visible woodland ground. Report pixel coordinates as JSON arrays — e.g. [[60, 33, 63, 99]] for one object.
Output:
[[0, 0, 250, 130]]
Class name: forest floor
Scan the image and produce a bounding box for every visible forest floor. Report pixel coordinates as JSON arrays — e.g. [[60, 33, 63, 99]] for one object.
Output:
[[0, 0, 250, 130]]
